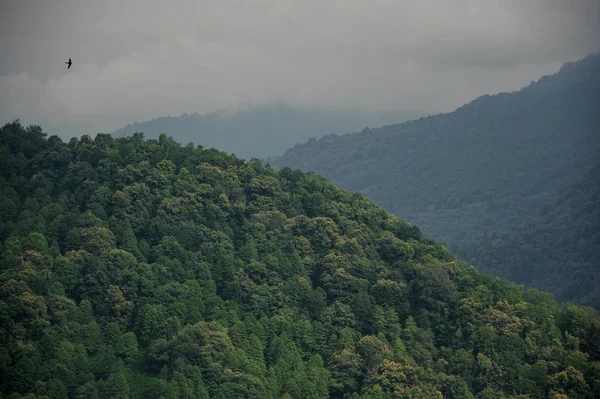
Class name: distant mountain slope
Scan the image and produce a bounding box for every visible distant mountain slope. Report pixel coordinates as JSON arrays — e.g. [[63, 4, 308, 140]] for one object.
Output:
[[457, 162, 600, 309], [114, 103, 418, 160], [272, 52, 600, 305]]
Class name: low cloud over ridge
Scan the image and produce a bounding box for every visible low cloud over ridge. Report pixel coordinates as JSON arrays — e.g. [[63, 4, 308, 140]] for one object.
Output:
[[1, 0, 599, 138]]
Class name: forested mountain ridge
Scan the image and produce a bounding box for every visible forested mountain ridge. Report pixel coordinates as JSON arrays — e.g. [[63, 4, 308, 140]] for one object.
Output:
[[457, 161, 600, 309], [271, 52, 600, 306], [113, 103, 417, 160], [1, 121, 600, 399]]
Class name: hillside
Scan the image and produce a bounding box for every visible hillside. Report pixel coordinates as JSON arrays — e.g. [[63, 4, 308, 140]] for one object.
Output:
[[1, 121, 600, 398], [272, 52, 600, 305], [457, 161, 600, 309], [114, 103, 417, 160]]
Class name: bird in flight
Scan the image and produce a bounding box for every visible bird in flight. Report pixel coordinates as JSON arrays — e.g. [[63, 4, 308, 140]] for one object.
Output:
[[65, 58, 72, 69]]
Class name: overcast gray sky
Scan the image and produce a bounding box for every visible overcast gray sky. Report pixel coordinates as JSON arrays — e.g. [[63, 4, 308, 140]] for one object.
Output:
[[1, 0, 599, 138]]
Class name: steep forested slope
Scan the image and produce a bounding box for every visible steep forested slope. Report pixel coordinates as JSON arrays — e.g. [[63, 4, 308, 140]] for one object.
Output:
[[457, 162, 600, 309], [272, 53, 600, 306], [114, 103, 416, 160], [1, 121, 600, 399]]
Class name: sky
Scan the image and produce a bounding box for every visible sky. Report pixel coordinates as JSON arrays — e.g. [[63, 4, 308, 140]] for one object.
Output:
[[1, 0, 599, 139]]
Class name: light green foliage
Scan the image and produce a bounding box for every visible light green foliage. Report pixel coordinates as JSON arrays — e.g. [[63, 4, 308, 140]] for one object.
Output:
[[0, 121, 599, 398], [23, 233, 48, 254]]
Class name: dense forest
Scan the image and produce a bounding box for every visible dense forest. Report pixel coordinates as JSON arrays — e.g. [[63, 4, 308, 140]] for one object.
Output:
[[456, 162, 600, 309], [1, 121, 600, 398], [271, 52, 600, 308], [114, 103, 416, 160]]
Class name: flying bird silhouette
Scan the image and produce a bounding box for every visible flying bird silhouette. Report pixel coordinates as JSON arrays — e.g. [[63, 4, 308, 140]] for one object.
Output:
[[65, 58, 72, 69]]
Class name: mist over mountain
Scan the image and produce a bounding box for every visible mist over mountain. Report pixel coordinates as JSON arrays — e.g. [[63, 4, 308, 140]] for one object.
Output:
[[272, 52, 600, 306], [3, 0, 600, 397], [113, 103, 420, 160]]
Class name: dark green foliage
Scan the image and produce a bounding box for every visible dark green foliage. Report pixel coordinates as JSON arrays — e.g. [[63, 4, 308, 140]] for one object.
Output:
[[272, 53, 600, 309], [1, 121, 599, 398], [458, 162, 600, 309]]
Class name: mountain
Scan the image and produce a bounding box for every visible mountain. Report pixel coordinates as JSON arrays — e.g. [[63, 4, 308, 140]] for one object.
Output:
[[1, 121, 600, 398], [272, 52, 600, 306], [113, 103, 419, 160], [457, 161, 600, 309]]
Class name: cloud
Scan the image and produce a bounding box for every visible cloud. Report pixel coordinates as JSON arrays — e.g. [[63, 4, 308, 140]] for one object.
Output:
[[1, 0, 599, 138]]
